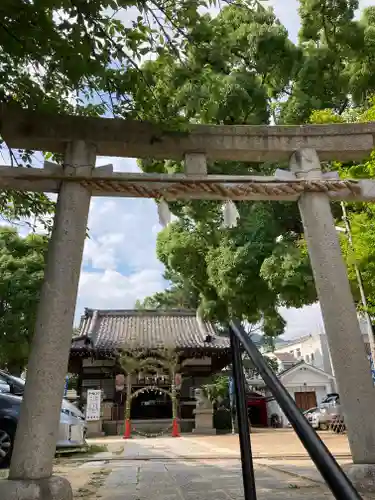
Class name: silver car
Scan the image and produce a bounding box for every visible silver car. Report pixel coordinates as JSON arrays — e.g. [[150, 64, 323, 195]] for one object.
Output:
[[286, 407, 319, 429], [315, 393, 343, 430], [0, 373, 86, 466], [58, 398, 87, 448]]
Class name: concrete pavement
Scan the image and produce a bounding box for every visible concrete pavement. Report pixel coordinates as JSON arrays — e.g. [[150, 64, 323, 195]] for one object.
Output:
[[92, 458, 335, 500], [69, 432, 375, 499]]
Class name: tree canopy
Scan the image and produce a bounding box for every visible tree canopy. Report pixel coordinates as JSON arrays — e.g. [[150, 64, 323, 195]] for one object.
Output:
[[3, 1, 375, 342], [0, 0, 221, 223], [134, 1, 375, 339], [0, 227, 47, 374]]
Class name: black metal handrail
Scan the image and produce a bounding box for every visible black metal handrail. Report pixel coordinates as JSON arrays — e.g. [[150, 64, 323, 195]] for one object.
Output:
[[229, 320, 362, 500]]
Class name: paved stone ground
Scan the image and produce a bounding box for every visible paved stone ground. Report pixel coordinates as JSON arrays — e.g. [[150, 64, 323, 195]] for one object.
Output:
[[91, 458, 335, 500], [53, 433, 375, 499], [86, 429, 352, 459], [75, 435, 361, 500]]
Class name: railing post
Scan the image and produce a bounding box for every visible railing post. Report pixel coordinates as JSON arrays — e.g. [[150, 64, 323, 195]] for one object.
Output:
[[230, 321, 362, 500], [230, 328, 257, 500]]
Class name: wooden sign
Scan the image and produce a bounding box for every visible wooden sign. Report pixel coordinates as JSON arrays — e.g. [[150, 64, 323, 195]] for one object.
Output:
[[86, 390, 101, 421]]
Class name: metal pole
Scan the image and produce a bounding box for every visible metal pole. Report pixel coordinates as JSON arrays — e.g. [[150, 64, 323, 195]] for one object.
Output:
[[229, 321, 362, 500], [340, 201, 375, 370], [229, 376, 236, 434], [230, 328, 257, 500]]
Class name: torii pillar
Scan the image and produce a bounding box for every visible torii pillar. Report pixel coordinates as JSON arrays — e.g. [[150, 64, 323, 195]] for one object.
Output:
[[0, 141, 95, 500], [291, 148, 375, 490]]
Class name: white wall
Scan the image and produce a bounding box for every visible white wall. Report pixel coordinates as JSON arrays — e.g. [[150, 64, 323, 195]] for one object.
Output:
[[266, 365, 334, 427], [275, 334, 333, 374], [274, 314, 370, 377]]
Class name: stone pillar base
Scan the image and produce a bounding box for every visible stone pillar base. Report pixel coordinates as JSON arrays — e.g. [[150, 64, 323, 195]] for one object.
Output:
[[343, 463, 375, 492], [0, 475, 72, 500], [192, 427, 216, 435], [86, 419, 104, 438], [193, 408, 215, 435]]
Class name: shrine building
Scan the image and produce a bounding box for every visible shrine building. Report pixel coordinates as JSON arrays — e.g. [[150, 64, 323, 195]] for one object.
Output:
[[69, 309, 231, 436]]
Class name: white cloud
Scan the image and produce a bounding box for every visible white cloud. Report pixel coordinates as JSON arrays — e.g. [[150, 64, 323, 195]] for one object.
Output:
[[280, 303, 325, 339], [82, 196, 162, 273], [76, 268, 165, 316], [75, 156, 166, 322], [269, 0, 373, 42]]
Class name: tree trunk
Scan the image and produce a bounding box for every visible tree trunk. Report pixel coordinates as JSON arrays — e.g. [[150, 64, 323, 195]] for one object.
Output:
[[125, 374, 132, 420]]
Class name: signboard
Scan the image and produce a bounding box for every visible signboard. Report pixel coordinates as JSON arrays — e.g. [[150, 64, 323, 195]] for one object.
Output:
[[86, 390, 101, 421], [83, 359, 115, 368]]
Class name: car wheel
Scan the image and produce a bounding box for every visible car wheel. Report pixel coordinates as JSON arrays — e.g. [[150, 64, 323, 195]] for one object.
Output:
[[319, 423, 328, 431], [0, 427, 14, 468]]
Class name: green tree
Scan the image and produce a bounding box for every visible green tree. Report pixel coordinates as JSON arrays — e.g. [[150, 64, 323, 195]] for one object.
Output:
[[4, 1, 375, 340], [135, 270, 199, 310], [1, 0, 221, 223], [133, 1, 375, 339], [260, 99, 375, 316], [0, 227, 47, 375]]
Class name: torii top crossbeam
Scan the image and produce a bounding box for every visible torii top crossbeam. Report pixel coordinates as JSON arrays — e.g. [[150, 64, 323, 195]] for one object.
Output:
[[2, 104, 375, 161], [1, 104, 375, 202]]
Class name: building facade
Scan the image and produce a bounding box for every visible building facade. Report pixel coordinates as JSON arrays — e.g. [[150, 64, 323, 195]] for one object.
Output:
[[69, 309, 231, 436], [272, 334, 334, 375], [272, 322, 371, 378], [258, 324, 372, 426]]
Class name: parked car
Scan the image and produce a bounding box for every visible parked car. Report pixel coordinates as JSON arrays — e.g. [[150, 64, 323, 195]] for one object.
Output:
[[303, 407, 320, 429], [286, 407, 319, 428], [320, 393, 340, 406], [313, 394, 343, 430], [286, 393, 343, 431], [0, 372, 86, 467], [314, 405, 343, 430]]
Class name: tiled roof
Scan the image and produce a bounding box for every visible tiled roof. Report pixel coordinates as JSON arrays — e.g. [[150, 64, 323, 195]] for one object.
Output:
[[278, 360, 304, 377], [278, 360, 335, 379], [72, 309, 230, 351], [274, 352, 297, 363]]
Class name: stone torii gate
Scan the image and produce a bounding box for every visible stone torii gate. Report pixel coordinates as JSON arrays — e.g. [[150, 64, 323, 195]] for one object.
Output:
[[1, 105, 375, 499]]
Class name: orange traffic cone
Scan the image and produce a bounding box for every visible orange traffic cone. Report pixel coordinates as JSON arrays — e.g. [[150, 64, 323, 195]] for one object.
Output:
[[123, 419, 131, 439], [171, 418, 180, 437]]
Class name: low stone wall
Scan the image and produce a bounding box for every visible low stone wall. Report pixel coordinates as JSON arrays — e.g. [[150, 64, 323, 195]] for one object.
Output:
[[102, 419, 195, 436], [86, 420, 105, 437]]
